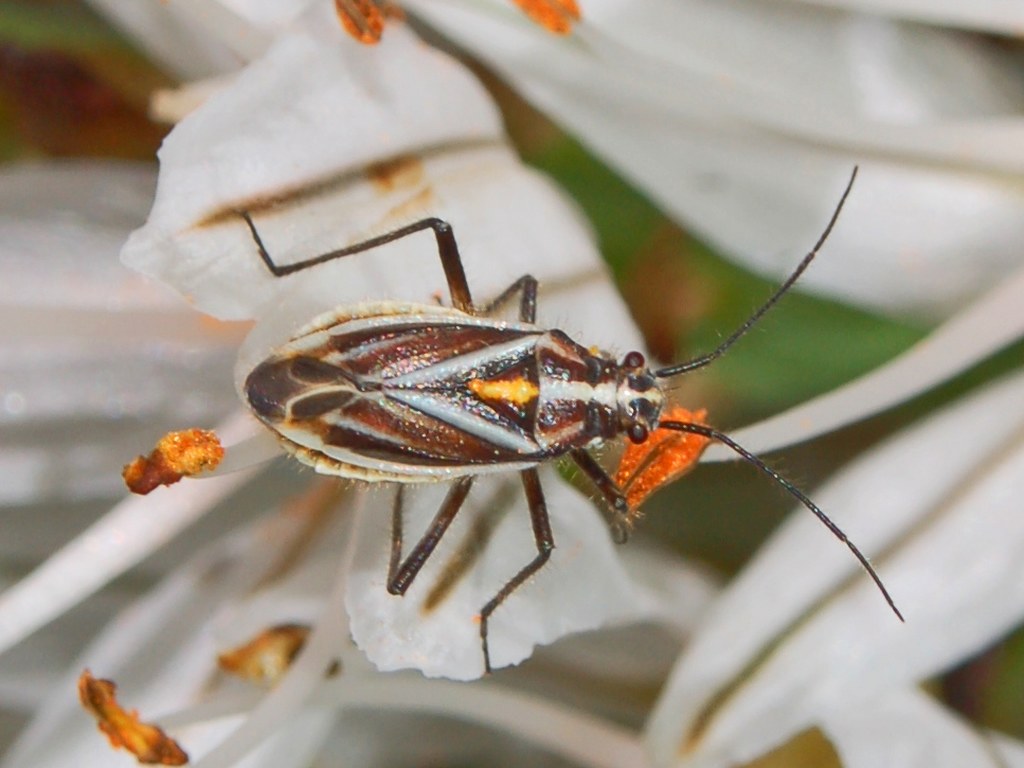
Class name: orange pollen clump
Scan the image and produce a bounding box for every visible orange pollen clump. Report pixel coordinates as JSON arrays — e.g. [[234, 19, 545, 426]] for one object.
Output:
[[468, 377, 540, 406], [78, 670, 189, 766], [123, 428, 224, 495], [334, 0, 404, 44], [511, 0, 581, 35], [218, 624, 311, 686], [614, 406, 711, 512]]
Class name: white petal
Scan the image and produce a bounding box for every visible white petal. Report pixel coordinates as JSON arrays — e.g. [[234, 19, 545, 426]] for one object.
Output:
[[646, 369, 1024, 766], [303, 675, 647, 768], [500, 550, 719, 727], [704, 261, 1024, 461], [614, 545, 720, 636], [412, 0, 1024, 316], [5, 482, 344, 767], [229, 149, 641, 393], [183, 497, 360, 768], [779, 0, 1024, 34], [0, 162, 242, 503], [121, 17, 504, 322], [150, 75, 239, 125], [822, 688, 1005, 768], [122, 11, 645, 391], [7, 539, 243, 766], [0, 587, 130, 713], [132, 486, 649, 768], [0, 340, 238, 504], [299, 708, 633, 768], [990, 731, 1024, 768], [0, 413, 259, 658], [346, 469, 659, 679], [85, 0, 269, 78]]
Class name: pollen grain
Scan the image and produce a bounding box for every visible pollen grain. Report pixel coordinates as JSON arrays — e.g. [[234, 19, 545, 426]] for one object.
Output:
[[123, 428, 224, 495]]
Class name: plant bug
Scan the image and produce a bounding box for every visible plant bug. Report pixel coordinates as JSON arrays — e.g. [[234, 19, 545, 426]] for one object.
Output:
[[239, 166, 901, 673]]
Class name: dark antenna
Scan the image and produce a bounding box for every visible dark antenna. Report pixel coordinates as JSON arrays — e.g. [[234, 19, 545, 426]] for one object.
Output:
[[655, 166, 858, 379], [659, 420, 903, 621]]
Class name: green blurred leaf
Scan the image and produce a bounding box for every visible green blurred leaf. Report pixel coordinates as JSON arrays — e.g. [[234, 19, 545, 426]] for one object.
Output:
[[0, 1, 115, 50], [0, 0, 169, 161]]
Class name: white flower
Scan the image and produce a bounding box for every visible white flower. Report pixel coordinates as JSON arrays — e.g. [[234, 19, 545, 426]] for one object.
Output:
[[3, 1, 1024, 766], [407, 0, 1024, 318], [91, 0, 1024, 317], [4, 242, 1023, 766], [118, 7, 654, 678], [649, 366, 1024, 766]]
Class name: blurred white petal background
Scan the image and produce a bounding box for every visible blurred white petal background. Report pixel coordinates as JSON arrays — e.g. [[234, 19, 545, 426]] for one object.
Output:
[[2, 0, 1023, 765], [409, 0, 1024, 317]]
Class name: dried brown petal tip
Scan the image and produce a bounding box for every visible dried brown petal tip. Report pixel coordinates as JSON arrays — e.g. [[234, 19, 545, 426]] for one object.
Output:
[[218, 624, 310, 685], [78, 670, 189, 765], [123, 428, 224, 495], [614, 406, 711, 512], [512, 0, 581, 35]]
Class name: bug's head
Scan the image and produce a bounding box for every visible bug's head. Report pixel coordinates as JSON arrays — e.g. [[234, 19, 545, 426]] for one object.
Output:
[[615, 350, 663, 444]]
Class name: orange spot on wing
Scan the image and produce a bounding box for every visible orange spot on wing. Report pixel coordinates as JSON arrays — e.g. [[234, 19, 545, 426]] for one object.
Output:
[[614, 406, 710, 511], [511, 0, 581, 35], [123, 428, 224, 495], [78, 670, 188, 765], [468, 377, 539, 406]]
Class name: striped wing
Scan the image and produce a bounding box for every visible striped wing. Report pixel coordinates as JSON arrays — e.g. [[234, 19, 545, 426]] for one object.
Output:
[[245, 308, 549, 477]]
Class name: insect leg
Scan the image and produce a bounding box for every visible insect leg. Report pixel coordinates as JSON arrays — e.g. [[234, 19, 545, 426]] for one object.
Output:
[[475, 275, 538, 323], [655, 167, 858, 378], [479, 468, 554, 674], [239, 212, 475, 312], [569, 448, 632, 543], [387, 477, 475, 595]]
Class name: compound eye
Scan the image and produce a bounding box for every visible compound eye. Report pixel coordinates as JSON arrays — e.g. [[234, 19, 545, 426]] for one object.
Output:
[[627, 423, 648, 444], [622, 350, 645, 369]]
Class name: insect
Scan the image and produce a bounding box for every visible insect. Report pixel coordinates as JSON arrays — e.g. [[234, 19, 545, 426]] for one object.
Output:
[[239, 166, 901, 673]]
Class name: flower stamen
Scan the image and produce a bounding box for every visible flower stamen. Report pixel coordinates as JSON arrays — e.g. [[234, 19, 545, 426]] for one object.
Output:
[[334, 0, 581, 43], [334, 0, 403, 45], [511, 0, 581, 35], [78, 670, 188, 766], [614, 406, 710, 516], [218, 625, 312, 686], [123, 428, 224, 495]]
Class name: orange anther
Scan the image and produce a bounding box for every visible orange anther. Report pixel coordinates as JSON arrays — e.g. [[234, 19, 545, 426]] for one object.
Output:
[[511, 0, 581, 35], [218, 624, 311, 686], [614, 406, 710, 511], [123, 428, 224, 495], [334, 0, 403, 44], [78, 670, 188, 765]]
